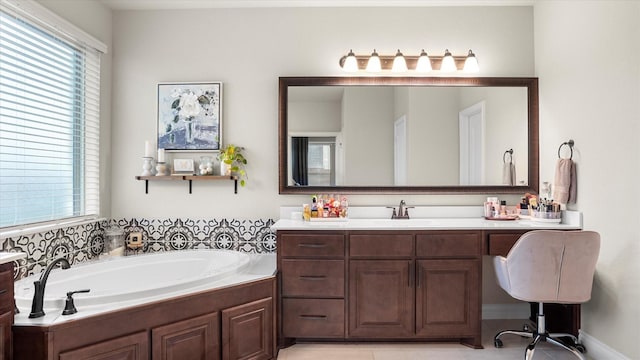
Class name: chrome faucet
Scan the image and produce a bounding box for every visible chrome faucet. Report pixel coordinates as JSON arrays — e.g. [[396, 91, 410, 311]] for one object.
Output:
[[29, 257, 71, 318], [390, 200, 413, 219]]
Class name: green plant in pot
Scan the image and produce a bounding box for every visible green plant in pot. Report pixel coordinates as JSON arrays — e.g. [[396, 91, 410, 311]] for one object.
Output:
[[218, 144, 247, 186]]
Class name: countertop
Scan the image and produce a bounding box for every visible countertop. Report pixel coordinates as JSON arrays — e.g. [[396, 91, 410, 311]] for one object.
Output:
[[271, 210, 582, 231], [0, 252, 26, 265]]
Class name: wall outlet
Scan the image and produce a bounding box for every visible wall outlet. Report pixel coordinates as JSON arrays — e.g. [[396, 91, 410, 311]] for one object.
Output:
[[126, 232, 143, 249]]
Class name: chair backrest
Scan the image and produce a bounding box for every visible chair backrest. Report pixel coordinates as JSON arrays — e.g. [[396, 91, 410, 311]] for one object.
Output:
[[503, 230, 600, 303]]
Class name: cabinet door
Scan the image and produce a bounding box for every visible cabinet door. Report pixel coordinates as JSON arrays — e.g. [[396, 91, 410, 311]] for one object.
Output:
[[415, 260, 480, 339], [59, 331, 149, 360], [348, 260, 413, 338], [0, 311, 11, 360], [152, 312, 220, 360], [222, 297, 273, 360]]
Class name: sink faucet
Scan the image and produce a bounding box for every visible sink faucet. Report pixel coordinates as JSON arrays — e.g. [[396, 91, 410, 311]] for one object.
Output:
[[390, 200, 412, 219], [29, 257, 71, 318]]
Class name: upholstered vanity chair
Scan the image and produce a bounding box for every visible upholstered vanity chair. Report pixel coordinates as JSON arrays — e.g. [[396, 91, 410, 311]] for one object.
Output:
[[493, 230, 600, 360]]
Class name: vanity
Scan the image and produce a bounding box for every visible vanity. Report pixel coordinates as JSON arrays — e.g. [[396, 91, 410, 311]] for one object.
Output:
[[274, 75, 581, 348], [0, 252, 26, 360], [272, 214, 582, 349]]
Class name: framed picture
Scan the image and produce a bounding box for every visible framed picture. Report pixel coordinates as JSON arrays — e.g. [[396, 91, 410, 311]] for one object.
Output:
[[157, 82, 222, 151], [172, 158, 195, 175]]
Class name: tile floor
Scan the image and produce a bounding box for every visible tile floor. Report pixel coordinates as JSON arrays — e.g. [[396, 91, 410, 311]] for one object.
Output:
[[277, 319, 591, 360]]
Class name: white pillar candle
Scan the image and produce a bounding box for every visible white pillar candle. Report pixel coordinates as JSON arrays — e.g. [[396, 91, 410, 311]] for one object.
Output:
[[157, 148, 165, 163], [144, 140, 153, 158]]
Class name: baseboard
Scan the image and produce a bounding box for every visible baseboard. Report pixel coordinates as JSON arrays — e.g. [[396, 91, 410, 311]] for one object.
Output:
[[579, 330, 631, 360], [482, 303, 530, 320]]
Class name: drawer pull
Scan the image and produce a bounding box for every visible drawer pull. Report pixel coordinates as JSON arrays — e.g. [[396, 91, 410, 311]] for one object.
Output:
[[298, 243, 327, 248], [299, 315, 327, 320], [0, 289, 6, 295], [299, 275, 327, 280]]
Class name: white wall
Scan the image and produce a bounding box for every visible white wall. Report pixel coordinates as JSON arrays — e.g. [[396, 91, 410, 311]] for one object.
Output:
[[535, 1, 640, 358], [109, 6, 534, 219], [288, 100, 342, 133], [342, 87, 394, 185], [407, 87, 460, 185]]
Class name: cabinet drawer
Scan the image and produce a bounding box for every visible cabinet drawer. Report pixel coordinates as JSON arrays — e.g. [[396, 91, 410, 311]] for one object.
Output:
[[488, 233, 525, 256], [0, 268, 13, 313], [416, 232, 481, 258], [349, 234, 413, 257], [279, 233, 345, 258], [282, 298, 345, 338], [282, 260, 344, 297]]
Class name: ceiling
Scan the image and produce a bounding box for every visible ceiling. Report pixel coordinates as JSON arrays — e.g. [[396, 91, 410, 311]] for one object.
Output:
[[98, 0, 534, 10]]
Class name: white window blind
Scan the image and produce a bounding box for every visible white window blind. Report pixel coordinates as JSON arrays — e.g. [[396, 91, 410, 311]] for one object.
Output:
[[0, 3, 101, 229]]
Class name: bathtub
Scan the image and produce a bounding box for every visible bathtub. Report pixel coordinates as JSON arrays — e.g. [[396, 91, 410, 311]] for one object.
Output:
[[14, 250, 275, 325]]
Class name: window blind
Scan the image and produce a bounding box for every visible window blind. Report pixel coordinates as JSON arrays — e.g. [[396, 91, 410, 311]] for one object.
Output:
[[0, 5, 101, 229]]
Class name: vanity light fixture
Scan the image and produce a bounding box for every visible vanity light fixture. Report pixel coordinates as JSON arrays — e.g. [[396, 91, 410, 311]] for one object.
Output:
[[391, 49, 408, 72], [339, 48, 479, 73], [366, 49, 382, 72]]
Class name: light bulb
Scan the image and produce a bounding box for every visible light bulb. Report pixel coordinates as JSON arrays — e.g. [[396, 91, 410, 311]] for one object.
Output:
[[366, 49, 381, 72], [416, 49, 432, 72], [342, 49, 359, 72], [392, 49, 408, 72], [463, 49, 479, 73], [440, 49, 457, 72]]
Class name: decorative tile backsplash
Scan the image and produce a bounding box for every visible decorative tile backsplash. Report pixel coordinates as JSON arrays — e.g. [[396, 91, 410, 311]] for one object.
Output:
[[1, 218, 276, 279]]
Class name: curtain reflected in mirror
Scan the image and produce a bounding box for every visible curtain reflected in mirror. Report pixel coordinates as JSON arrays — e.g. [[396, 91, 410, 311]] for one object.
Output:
[[291, 137, 308, 185], [291, 136, 336, 186]]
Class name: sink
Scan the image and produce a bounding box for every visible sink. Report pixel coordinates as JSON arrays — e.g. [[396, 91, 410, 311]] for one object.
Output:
[[370, 219, 438, 227]]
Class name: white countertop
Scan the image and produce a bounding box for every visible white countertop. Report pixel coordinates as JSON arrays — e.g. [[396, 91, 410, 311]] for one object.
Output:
[[0, 252, 26, 265], [271, 209, 582, 231]]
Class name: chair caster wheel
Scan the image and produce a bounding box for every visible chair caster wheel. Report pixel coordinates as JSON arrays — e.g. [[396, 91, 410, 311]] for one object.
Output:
[[575, 344, 586, 353], [494, 339, 503, 348]]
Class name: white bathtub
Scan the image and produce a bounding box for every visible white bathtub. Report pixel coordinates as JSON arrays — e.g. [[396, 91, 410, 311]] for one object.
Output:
[[14, 250, 275, 323]]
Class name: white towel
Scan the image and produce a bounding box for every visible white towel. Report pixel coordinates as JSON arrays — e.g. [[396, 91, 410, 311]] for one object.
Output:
[[553, 159, 577, 204], [502, 162, 516, 186]]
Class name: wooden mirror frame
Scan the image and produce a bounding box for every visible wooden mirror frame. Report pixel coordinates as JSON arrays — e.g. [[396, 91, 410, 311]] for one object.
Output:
[[279, 76, 538, 194]]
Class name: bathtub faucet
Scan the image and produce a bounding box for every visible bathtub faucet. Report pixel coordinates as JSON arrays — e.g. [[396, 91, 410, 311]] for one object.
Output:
[[29, 257, 71, 318]]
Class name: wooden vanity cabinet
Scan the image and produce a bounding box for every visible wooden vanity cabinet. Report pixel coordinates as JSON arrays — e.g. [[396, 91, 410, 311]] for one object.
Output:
[[277, 230, 482, 347], [0, 263, 15, 360], [278, 232, 346, 341]]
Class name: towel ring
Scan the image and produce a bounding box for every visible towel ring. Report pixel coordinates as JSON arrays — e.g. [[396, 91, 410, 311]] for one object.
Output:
[[503, 149, 513, 163], [558, 140, 574, 159]]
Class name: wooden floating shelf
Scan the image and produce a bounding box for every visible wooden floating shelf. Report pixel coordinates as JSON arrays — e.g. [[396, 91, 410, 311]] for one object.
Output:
[[135, 175, 239, 194]]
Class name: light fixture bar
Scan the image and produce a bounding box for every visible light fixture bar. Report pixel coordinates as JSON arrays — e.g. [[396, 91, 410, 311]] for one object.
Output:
[[339, 50, 478, 72]]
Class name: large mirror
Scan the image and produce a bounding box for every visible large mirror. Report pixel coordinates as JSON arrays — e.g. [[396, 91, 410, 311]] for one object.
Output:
[[279, 77, 538, 194]]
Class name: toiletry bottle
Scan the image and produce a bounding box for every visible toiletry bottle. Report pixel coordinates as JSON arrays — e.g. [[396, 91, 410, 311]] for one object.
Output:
[[311, 196, 318, 218], [303, 204, 311, 221], [500, 201, 507, 216]]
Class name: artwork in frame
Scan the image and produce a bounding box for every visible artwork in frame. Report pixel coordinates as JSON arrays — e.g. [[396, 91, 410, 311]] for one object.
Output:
[[157, 82, 222, 151]]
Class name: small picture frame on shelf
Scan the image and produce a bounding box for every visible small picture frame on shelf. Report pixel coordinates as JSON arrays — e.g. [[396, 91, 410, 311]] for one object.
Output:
[[172, 158, 195, 175]]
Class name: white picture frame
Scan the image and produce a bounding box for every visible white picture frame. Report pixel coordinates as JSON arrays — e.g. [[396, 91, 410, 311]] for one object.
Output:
[[172, 158, 195, 175]]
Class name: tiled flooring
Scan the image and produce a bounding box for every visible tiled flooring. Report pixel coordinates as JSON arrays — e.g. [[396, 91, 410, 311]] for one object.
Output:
[[277, 319, 590, 360]]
